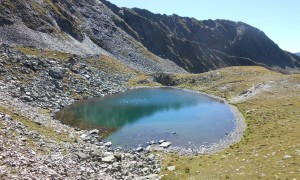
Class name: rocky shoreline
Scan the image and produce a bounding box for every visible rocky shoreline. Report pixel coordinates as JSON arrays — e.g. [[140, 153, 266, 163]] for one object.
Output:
[[0, 81, 164, 179], [0, 44, 246, 179], [0, 44, 162, 179], [129, 86, 246, 155]]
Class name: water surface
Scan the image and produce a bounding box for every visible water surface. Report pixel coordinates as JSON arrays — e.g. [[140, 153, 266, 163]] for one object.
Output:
[[56, 88, 235, 149]]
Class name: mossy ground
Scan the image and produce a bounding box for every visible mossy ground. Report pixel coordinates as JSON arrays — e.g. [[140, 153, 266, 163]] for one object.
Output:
[[130, 66, 300, 179], [0, 106, 72, 143], [127, 74, 161, 87], [86, 55, 137, 75], [15, 46, 72, 60]]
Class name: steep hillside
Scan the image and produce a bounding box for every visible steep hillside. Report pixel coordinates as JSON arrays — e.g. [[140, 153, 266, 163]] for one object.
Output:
[[296, 52, 300, 56], [102, 0, 300, 73], [0, 1, 299, 179], [0, 0, 299, 73], [0, 0, 185, 73]]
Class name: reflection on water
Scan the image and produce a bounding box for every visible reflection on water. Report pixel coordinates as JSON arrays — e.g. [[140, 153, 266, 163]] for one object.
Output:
[[56, 88, 235, 148]]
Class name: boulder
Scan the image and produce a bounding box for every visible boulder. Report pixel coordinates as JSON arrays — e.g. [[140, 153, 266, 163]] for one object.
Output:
[[20, 95, 33, 102], [49, 67, 65, 79], [104, 141, 112, 147], [158, 140, 166, 144], [136, 147, 144, 152], [102, 155, 115, 163], [89, 129, 99, 135], [76, 152, 88, 160]]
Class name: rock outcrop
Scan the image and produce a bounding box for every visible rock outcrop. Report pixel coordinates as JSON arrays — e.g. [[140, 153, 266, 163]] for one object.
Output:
[[102, 0, 300, 73], [0, 0, 299, 73], [0, 0, 185, 74]]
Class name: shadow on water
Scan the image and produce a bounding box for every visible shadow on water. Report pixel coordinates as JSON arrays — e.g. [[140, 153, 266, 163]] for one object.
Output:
[[55, 88, 233, 148], [56, 88, 211, 129]]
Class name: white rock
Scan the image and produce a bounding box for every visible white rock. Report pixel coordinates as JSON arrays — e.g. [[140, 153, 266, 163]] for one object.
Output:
[[167, 166, 176, 171], [145, 145, 151, 151], [136, 147, 143, 152], [89, 129, 99, 134], [80, 134, 87, 139], [104, 141, 112, 147], [283, 155, 292, 159], [158, 140, 166, 144], [160, 142, 171, 148]]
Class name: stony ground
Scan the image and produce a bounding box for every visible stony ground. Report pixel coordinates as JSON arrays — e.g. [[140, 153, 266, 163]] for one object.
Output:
[[1, 43, 299, 179], [0, 44, 163, 179]]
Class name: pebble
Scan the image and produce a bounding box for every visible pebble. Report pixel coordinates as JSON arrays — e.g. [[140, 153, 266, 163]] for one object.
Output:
[[283, 155, 292, 159], [167, 166, 176, 171]]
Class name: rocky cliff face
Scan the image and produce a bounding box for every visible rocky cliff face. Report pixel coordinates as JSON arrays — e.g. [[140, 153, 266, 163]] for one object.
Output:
[[102, 0, 300, 73], [0, 0, 299, 73]]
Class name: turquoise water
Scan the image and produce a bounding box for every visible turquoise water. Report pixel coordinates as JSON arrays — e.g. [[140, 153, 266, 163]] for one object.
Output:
[[56, 88, 235, 148]]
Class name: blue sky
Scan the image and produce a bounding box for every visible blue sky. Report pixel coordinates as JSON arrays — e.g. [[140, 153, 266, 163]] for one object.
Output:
[[107, 0, 300, 53]]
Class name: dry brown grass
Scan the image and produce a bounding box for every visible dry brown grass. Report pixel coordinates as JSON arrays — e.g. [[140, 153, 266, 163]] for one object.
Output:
[[15, 46, 72, 60], [86, 55, 137, 75], [130, 66, 300, 179]]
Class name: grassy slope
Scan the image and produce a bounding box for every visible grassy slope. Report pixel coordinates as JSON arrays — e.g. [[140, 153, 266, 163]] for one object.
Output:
[[1, 48, 299, 179], [130, 66, 300, 179]]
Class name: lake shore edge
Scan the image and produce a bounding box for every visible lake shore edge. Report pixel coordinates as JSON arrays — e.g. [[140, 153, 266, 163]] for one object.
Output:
[[129, 86, 247, 155]]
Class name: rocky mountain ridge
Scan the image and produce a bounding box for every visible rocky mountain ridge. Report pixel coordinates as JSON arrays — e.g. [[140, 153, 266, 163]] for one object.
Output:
[[102, 0, 300, 73], [0, 0, 185, 74], [0, 0, 299, 73]]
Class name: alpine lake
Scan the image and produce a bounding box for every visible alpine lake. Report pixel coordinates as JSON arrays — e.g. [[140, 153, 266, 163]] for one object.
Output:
[[56, 88, 236, 150]]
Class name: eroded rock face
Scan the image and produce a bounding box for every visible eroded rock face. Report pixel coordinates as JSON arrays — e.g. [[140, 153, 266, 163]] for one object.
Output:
[[0, 0, 299, 74], [102, 0, 300, 73], [0, 0, 186, 74]]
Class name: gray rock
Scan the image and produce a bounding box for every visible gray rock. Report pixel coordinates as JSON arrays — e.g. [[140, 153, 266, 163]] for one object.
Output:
[[146, 145, 152, 151], [49, 67, 65, 79], [158, 140, 166, 144], [147, 154, 155, 159], [76, 152, 88, 159], [114, 154, 122, 162], [89, 129, 99, 135], [20, 95, 33, 102], [136, 147, 144, 152], [141, 174, 159, 179], [80, 133, 93, 142], [149, 140, 156, 145], [4, 114, 11, 120], [102, 155, 115, 163], [104, 141, 112, 147]]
